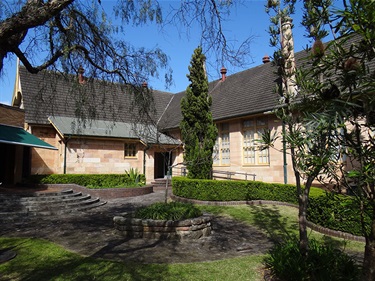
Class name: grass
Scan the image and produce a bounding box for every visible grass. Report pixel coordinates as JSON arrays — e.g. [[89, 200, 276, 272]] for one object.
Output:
[[199, 204, 365, 253], [0, 204, 365, 281], [0, 238, 263, 281]]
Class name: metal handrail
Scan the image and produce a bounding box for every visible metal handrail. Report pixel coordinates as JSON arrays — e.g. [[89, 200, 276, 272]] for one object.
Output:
[[171, 166, 256, 181]]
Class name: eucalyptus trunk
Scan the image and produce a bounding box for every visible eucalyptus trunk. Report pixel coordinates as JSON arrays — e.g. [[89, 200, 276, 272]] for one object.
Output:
[[298, 177, 314, 257], [362, 209, 375, 280]]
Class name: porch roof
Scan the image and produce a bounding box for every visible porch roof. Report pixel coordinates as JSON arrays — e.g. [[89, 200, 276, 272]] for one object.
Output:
[[48, 116, 180, 145]]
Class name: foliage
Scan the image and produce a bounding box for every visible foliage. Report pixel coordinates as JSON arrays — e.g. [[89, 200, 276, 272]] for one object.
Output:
[[264, 237, 361, 281], [0, 0, 169, 88], [173, 177, 372, 236], [172, 177, 301, 204], [125, 168, 145, 186], [0, 1, 253, 97], [308, 193, 372, 236], [24, 173, 146, 188], [134, 202, 202, 221], [180, 46, 218, 179]]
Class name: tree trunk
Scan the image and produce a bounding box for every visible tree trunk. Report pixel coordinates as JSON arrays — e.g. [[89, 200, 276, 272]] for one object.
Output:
[[362, 212, 375, 280], [298, 176, 313, 257]]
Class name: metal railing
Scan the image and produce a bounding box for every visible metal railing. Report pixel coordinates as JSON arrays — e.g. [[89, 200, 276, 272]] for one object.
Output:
[[171, 166, 256, 181]]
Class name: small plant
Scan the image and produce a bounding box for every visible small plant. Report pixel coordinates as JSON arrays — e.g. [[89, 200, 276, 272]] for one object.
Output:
[[125, 168, 145, 186], [135, 202, 202, 221], [264, 237, 361, 281]]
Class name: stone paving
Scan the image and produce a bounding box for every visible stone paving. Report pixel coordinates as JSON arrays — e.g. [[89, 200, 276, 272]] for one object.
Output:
[[0, 189, 273, 264]]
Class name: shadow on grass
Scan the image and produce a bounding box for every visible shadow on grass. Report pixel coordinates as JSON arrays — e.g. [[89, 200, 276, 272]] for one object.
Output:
[[246, 205, 297, 243], [0, 238, 178, 281]]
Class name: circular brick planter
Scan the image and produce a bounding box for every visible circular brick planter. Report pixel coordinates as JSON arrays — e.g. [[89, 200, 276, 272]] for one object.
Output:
[[113, 213, 212, 240]]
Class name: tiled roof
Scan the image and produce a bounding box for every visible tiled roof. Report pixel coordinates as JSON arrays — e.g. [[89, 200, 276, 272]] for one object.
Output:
[[19, 33, 367, 133], [159, 34, 369, 130], [19, 66, 173, 125], [49, 116, 180, 145], [159, 62, 280, 129]]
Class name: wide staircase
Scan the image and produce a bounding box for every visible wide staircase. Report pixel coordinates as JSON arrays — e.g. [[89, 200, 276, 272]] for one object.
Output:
[[0, 189, 106, 222]]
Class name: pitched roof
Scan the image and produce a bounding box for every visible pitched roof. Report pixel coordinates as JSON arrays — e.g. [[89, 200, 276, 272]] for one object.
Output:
[[159, 34, 371, 130], [49, 116, 180, 145], [18, 66, 173, 126], [159, 62, 280, 129]]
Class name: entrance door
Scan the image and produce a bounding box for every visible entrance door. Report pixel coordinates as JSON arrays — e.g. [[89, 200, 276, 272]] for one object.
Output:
[[154, 152, 173, 179]]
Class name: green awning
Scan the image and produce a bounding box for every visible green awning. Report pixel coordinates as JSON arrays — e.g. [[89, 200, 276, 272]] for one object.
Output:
[[0, 124, 57, 150]]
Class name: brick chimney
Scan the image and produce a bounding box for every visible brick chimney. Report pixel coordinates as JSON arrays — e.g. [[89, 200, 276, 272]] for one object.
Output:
[[78, 65, 85, 84], [262, 55, 270, 64], [220, 67, 227, 82]]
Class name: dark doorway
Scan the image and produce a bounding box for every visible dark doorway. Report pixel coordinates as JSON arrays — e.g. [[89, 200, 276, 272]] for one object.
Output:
[[154, 152, 173, 179], [0, 143, 16, 185]]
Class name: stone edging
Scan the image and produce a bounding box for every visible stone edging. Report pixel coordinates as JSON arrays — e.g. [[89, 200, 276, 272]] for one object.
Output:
[[27, 184, 153, 200], [113, 214, 212, 240], [171, 194, 365, 243]]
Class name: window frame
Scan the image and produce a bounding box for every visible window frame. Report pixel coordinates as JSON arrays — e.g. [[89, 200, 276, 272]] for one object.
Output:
[[124, 142, 137, 158], [213, 123, 230, 166], [242, 119, 270, 165]]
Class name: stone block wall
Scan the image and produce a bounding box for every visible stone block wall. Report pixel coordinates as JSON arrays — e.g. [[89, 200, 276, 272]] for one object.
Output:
[[114, 215, 212, 240]]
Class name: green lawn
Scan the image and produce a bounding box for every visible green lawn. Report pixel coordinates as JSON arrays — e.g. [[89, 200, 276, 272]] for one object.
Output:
[[0, 204, 365, 281]]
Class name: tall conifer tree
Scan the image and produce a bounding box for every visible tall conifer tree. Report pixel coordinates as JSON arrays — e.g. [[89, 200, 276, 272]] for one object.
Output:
[[180, 47, 218, 179]]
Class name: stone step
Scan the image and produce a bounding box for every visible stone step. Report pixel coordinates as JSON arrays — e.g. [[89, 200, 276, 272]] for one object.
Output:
[[25, 194, 93, 212], [0, 189, 106, 221], [0, 191, 85, 211], [151, 178, 172, 187], [0, 200, 107, 220]]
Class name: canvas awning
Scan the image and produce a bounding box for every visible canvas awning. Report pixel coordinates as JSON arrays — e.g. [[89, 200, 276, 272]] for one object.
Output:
[[0, 124, 57, 150]]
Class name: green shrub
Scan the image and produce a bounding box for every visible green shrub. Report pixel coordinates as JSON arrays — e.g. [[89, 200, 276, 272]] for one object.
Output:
[[135, 202, 203, 221], [24, 173, 146, 189], [264, 237, 361, 281], [308, 193, 372, 236], [172, 177, 299, 204], [125, 168, 145, 186], [172, 177, 372, 236]]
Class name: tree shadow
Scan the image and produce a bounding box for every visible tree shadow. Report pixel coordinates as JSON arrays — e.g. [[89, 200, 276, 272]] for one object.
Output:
[[246, 204, 297, 243]]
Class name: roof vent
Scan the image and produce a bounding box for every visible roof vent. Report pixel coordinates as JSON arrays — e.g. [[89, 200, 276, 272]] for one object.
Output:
[[220, 67, 227, 82], [262, 55, 270, 64]]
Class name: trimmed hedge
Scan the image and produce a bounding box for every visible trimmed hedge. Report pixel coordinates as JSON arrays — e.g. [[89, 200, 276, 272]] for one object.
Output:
[[172, 177, 371, 237], [24, 174, 146, 189], [172, 177, 299, 204], [308, 193, 371, 236]]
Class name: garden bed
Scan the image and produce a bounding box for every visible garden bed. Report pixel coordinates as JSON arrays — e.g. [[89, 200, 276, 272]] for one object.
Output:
[[113, 213, 212, 240]]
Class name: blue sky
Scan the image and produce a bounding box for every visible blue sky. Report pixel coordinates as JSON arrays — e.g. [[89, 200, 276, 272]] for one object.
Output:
[[0, 0, 330, 105]]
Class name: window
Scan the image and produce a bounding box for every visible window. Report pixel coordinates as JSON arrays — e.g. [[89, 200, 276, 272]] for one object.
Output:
[[124, 143, 137, 157], [243, 119, 269, 165], [213, 123, 230, 165]]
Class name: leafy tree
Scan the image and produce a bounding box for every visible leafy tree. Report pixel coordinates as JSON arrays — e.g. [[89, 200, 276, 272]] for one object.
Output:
[[0, 0, 168, 87], [180, 46, 218, 179], [267, 0, 375, 279], [0, 0, 252, 87]]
